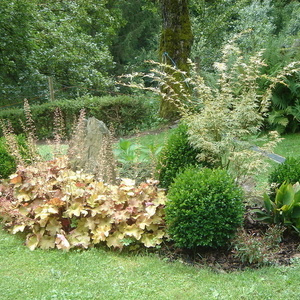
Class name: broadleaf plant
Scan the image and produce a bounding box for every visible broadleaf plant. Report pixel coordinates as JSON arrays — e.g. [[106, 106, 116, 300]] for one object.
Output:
[[0, 156, 167, 251], [254, 182, 300, 230]]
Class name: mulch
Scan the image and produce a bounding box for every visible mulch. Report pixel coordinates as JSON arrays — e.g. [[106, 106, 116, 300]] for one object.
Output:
[[158, 211, 300, 272]]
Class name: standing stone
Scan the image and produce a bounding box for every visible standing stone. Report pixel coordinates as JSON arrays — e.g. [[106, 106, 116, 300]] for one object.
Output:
[[68, 117, 116, 183]]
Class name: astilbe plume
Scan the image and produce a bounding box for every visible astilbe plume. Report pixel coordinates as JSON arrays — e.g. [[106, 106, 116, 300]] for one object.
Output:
[[0, 119, 25, 166]]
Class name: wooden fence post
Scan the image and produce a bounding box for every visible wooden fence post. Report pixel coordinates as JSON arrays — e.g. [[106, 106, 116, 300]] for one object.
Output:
[[48, 76, 55, 102]]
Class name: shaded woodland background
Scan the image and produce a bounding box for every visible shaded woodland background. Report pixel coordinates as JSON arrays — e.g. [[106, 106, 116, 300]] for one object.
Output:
[[1, 0, 300, 131]]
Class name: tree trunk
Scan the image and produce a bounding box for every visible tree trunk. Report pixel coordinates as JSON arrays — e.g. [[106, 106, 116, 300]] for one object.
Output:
[[159, 0, 193, 120]]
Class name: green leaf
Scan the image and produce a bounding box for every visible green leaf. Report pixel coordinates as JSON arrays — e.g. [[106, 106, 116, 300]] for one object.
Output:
[[68, 230, 91, 249], [280, 205, 290, 212], [263, 193, 274, 213], [64, 202, 87, 217], [106, 232, 125, 248], [46, 218, 62, 235], [275, 183, 294, 207], [293, 190, 300, 204], [120, 224, 143, 240], [291, 206, 300, 219], [140, 231, 165, 248]]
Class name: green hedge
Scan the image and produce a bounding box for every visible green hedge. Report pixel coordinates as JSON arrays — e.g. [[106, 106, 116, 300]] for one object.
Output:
[[0, 95, 160, 139]]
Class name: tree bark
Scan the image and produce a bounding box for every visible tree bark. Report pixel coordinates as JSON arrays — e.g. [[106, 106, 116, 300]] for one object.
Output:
[[159, 0, 193, 120]]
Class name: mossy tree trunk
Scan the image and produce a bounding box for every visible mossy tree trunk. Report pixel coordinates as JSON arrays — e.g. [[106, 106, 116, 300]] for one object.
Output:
[[159, 0, 193, 120]]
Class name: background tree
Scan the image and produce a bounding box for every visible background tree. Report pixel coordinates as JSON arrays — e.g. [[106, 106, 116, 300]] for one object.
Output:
[[109, 0, 160, 75], [158, 0, 193, 120], [32, 0, 119, 100], [0, 0, 37, 106], [0, 0, 120, 107]]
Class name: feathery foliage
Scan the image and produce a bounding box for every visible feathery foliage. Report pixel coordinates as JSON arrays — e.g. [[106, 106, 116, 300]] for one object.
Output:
[[119, 37, 300, 181]]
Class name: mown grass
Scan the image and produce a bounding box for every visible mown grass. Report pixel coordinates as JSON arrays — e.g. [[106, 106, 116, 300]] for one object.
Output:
[[1, 225, 300, 300], [275, 133, 300, 158], [2, 131, 300, 299]]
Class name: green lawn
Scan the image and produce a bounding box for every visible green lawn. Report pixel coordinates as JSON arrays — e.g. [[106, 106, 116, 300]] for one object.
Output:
[[2, 131, 300, 299], [1, 226, 300, 300], [275, 133, 300, 158]]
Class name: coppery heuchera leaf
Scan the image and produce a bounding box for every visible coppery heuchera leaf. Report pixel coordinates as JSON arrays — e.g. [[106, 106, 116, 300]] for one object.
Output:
[[0, 156, 167, 251]]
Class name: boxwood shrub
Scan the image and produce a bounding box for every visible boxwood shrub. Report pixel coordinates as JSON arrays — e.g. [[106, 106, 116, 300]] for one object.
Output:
[[268, 157, 300, 198], [156, 123, 201, 189], [269, 157, 300, 186], [165, 167, 244, 249]]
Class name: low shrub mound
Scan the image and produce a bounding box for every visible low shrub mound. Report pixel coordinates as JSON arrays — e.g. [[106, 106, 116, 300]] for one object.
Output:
[[0, 135, 30, 179], [165, 167, 244, 249], [156, 123, 202, 189], [269, 157, 300, 187], [0, 157, 167, 250]]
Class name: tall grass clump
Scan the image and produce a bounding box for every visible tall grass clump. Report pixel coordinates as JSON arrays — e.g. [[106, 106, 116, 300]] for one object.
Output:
[[120, 34, 300, 183]]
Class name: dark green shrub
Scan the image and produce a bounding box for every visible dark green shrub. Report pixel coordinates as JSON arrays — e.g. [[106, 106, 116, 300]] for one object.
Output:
[[0, 142, 16, 179], [165, 167, 244, 249], [269, 157, 300, 187], [0, 135, 29, 179], [156, 123, 202, 189], [0, 95, 161, 139]]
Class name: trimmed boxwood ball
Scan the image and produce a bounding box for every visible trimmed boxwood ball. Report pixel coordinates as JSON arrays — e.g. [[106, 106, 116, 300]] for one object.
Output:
[[165, 167, 244, 249]]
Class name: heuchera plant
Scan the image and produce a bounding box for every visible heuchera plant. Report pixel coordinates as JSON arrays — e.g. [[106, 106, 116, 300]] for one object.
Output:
[[0, 156, 167, 251]]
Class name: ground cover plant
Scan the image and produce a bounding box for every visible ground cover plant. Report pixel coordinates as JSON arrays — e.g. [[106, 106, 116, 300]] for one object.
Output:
[[0, 156, 167, 251]]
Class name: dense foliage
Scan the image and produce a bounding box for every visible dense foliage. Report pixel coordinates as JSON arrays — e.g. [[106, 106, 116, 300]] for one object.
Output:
[[0, 95, 160, 139], [0, 157, 167, 250], [269, 157, 300, 187], [165, 167, 244, 249], [156, 123, 201, 189], [0, 0, 120, 106], [0, 135, 30, 179]]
